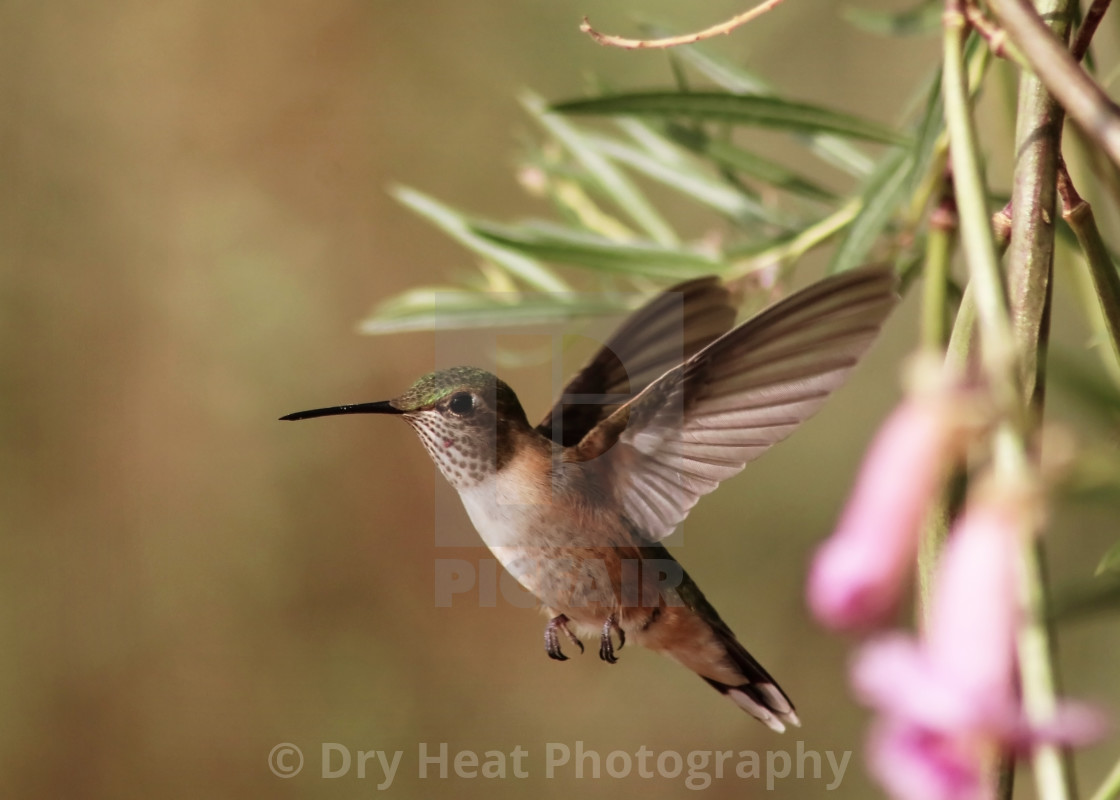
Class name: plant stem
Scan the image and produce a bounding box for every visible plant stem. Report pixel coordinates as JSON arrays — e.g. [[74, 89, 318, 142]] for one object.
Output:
[[944, 4, 1077, 800], [1069, 0, 1112, 63], [732, 199, 860, 278], [1004, 1, 1077, 798], [1059, 165, 1120, 371], [987, 0, 1120, 167], [917, 184, 960, 617], [922, 190, 957, 350], [1006, 0, 1068, 409], [945, 281, 978, 372], [1089, 754, 1120, 800], [941, 4, 1018, 392], [580, 0, 789, 50]]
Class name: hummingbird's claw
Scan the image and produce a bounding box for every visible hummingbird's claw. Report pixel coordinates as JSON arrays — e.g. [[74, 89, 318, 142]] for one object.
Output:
[[599, 614, 624, 664], [545, 614, 584, 661]]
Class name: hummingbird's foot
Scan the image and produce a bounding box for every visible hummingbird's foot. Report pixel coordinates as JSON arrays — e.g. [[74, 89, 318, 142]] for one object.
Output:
[[599, 614, 625, 664], [545, 614, 584, 661]]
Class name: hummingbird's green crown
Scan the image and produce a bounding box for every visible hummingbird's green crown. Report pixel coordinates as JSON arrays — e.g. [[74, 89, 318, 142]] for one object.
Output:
[[394, 366, 522, 418], [390, 366, 531, 488]]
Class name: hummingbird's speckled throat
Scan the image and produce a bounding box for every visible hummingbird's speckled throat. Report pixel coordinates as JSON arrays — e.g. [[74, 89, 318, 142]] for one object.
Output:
[[283, 267, 899, 732], [396, 367, 531, 489]]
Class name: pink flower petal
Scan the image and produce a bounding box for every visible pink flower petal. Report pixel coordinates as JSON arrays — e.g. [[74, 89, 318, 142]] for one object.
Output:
[[809, 395, 974, 631], [1007, 701, 1110, 751], [925, 499, 1020, 706], [853, 488, 1107, 800], [852, 634, 978, 732], [868, 717, 993, 800]]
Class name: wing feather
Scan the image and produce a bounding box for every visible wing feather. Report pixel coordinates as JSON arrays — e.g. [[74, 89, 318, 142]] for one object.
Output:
[[570, 266, 898, 540], [535, 277, 737, 446]]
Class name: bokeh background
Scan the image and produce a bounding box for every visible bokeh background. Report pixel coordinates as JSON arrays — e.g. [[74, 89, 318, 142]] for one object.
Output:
[[3, 1, 1118, 798]]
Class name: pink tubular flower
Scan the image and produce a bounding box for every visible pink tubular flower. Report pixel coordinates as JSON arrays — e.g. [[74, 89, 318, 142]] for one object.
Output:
[[808, 390, 976, 631], [854, 500, 1020, 732], [851, 494, 1105, 800]]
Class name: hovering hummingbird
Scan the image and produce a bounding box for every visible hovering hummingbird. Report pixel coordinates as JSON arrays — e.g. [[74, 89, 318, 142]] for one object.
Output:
[[282, 266, 896, 732]]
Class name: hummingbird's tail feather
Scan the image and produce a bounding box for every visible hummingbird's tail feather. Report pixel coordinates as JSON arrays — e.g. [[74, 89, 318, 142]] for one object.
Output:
[[702, 677, 800, 733], [633, 545, 799, 731], [647, 605, 799, 731], [699, 624, 800, 733]]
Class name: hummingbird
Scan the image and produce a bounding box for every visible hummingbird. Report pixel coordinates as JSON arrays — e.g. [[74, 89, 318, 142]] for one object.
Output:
[[282, 266, 896, 732]]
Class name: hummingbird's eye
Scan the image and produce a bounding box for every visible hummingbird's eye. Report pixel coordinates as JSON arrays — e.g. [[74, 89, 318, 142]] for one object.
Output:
[[448, 392, 475, 416]]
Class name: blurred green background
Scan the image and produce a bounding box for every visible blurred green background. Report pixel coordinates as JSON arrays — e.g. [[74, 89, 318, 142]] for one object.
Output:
[[3, 1, 1117, 797]]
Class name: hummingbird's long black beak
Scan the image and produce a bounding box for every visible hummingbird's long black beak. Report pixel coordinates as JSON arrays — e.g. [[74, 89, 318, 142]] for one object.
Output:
[[279, 401, 405, 421]]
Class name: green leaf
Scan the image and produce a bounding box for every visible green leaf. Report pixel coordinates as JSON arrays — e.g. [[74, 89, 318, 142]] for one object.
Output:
[[1049, 350, 1120, 425], [724, 200, 860, 267], [628, 44, 876, 176], [1097, 542, 1120, 577], [665, 124, 837, 202], [614, 117, 685, 165], [664, 38, 771, 95], [1072, 205, 1120, 373], [391, 186, 571, 294], [552, 92, 909, 146], [471, 221, 724, 279], [844, 2, 943, 36], [583, 131, 779, 224], [904, 71, 947, 199], [522, 92, 678, 247], [826, 145, 913, 274], [359, 286, 631, 335], [1056, 445, 1120, 507], [827, 63, 946, 274], [722, 230, 801, 259], [1050, 575, 1120, 623]]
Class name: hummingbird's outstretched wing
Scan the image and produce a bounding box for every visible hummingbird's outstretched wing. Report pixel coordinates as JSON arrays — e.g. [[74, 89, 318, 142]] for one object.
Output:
[[535, 276, 737, 447], [570, 266, 898, 541]]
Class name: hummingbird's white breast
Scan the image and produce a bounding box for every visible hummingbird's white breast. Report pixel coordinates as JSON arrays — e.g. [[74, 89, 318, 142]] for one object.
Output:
[[455, 447, 629, 623], [456, 455, 569, 586]]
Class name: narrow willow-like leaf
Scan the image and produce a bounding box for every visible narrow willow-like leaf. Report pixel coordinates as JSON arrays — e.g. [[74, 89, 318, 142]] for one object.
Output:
[[553, 92, 909, 146], [844, 2, 943, 36], [827, 60, 947, 274], [1068, 202, 1120, 371], [667, 39, 770, 95], [667, 44, 875, 176], [905, 71, 947, 199], [724, 200, 859, 268], [1055, 439, 1120, 512], [665, 124, 837, 202], [471, 221, 724, 279], [722, 229, 801, 259], [1050, 575, 1120, 622], [1061, 223, 1120, 384], [614, 117, 685, 166], [827, 146, 913, 274], [391, 186, 571, 294], [583, 132, 777, 223], [522, 92, 678, 247], [518, 141, 640, 240], [1097, 542, 1120, 577], [359, 287, 631, 335], [1048, 351, 1120, 423]]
